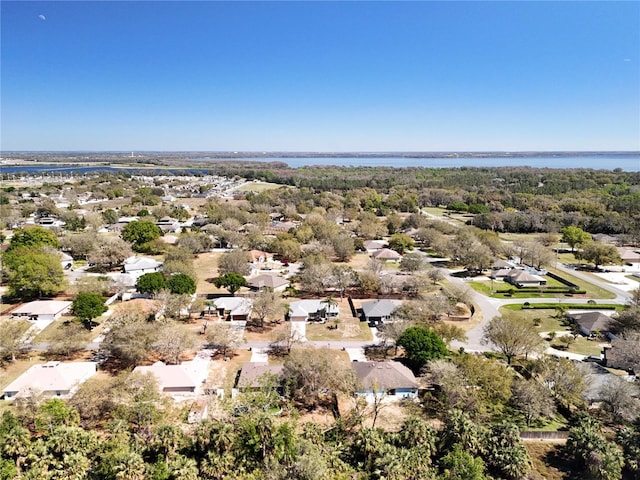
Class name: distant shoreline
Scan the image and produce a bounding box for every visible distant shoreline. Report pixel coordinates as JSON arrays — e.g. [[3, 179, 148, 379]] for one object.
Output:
[[1, 151, 639, 172]]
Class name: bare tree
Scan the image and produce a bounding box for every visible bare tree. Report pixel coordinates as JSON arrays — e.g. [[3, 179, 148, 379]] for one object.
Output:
[[206, 322, 242, 357], [511, 378, 555, 426], [270, 322, 303, 355], [482, 313, 545, 365], [599, 376, 640, 423], [154, 323, 196, 364], [252, 288, 287, 327]]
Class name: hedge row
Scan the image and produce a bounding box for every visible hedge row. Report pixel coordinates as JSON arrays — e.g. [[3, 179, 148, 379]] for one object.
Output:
[[497, 288, 586, 294], [521, 303, 619, 310]]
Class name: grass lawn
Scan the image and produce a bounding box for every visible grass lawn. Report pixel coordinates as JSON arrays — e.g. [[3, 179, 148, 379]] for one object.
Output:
[[626, 275, 640, 283], [501, 306, 567, 332], [193, 251, 227, 295], [306, 317, 373, 342], [545, 266, 616, 299], [550, 337, 603, 356]]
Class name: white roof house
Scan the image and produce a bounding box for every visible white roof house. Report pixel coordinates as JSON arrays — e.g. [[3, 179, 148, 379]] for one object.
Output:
[[3, 361, 97, 400], [361, 299, 400, 325], [134, 362, 198, 394], [212, 297, 253, 320], [12, 300, 72, 322], [288, 299, 339, 322], [123, 256, 163, 276]]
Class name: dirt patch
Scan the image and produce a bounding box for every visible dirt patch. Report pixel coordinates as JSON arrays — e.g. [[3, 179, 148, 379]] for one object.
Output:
[[205, 349, 252, 392]]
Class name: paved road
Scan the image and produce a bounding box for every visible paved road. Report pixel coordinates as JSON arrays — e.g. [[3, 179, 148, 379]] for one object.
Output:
[[448, 264, 629, 354]]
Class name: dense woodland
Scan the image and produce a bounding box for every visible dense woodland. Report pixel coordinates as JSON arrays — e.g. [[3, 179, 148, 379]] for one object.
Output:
[[0, 161, 639, 479]]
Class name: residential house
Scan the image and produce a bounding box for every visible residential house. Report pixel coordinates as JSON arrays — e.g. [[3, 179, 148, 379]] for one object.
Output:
[[288, 299, 339, 322], [212, 297, 253, 321], [352, 361, 419, 401], [363, 240, 387, 253], [123, 256, 163, 277], [568, 311, 615, 337], [156, 216, 180, 233], [617, 247, 640, 268], [371, 248, 402, 262], [12, 300, 72, 322], [491, 259, 516, 270], [247, 274, 290, 292], [504, 269, 546, 287], [133, 362, 198, 394], [250, 250, 274, 264], [3, 361, 97, 400], [236, 362, 284, 391], [360, 299, 400, 326]]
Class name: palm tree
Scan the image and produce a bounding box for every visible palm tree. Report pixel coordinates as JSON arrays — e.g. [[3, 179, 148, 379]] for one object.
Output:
[[320, 296, 338, 320]]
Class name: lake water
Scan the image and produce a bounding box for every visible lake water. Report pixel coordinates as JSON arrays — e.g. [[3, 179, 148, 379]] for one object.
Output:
[[1, 154, 639, 173]]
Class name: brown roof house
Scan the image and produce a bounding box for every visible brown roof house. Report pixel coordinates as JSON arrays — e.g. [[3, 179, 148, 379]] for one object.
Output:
[[352, 361, 419, 401], [247, 274, 290, 292], [568, 311, 615, 337], [504, 269, 546, 287], [3, 361, 97, 400], [371, 248, 402, 262], [236, 362, 284, 391]]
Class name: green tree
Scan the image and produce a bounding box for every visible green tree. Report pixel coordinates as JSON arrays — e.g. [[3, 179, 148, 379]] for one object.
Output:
[[71, 292, 107, 328], [397, 326, 448, 372], [439, 444, 487, 480], [214, 272, 247, 295], [388, 232, 415, 254], [3, 246, 65, 299], [6, 226, 60, 252], [167, 273, 196, 295], [575, 242, 622, 269], [482, 314, 544, 365], [566, 416, 624, 480], [136, 272, 168, 294], [35, 399, 80, 435], [484, 422, 531, 480], [560, 225, 591, 252], [121, 220, 162, 251]]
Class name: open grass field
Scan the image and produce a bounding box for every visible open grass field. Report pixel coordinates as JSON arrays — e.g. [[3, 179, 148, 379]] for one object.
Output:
[[193, 251, 227, 294], [236, 181, 287, 192]]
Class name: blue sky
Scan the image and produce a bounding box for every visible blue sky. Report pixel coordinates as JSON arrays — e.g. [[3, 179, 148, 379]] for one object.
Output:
[[1, 1, 638, 152]]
